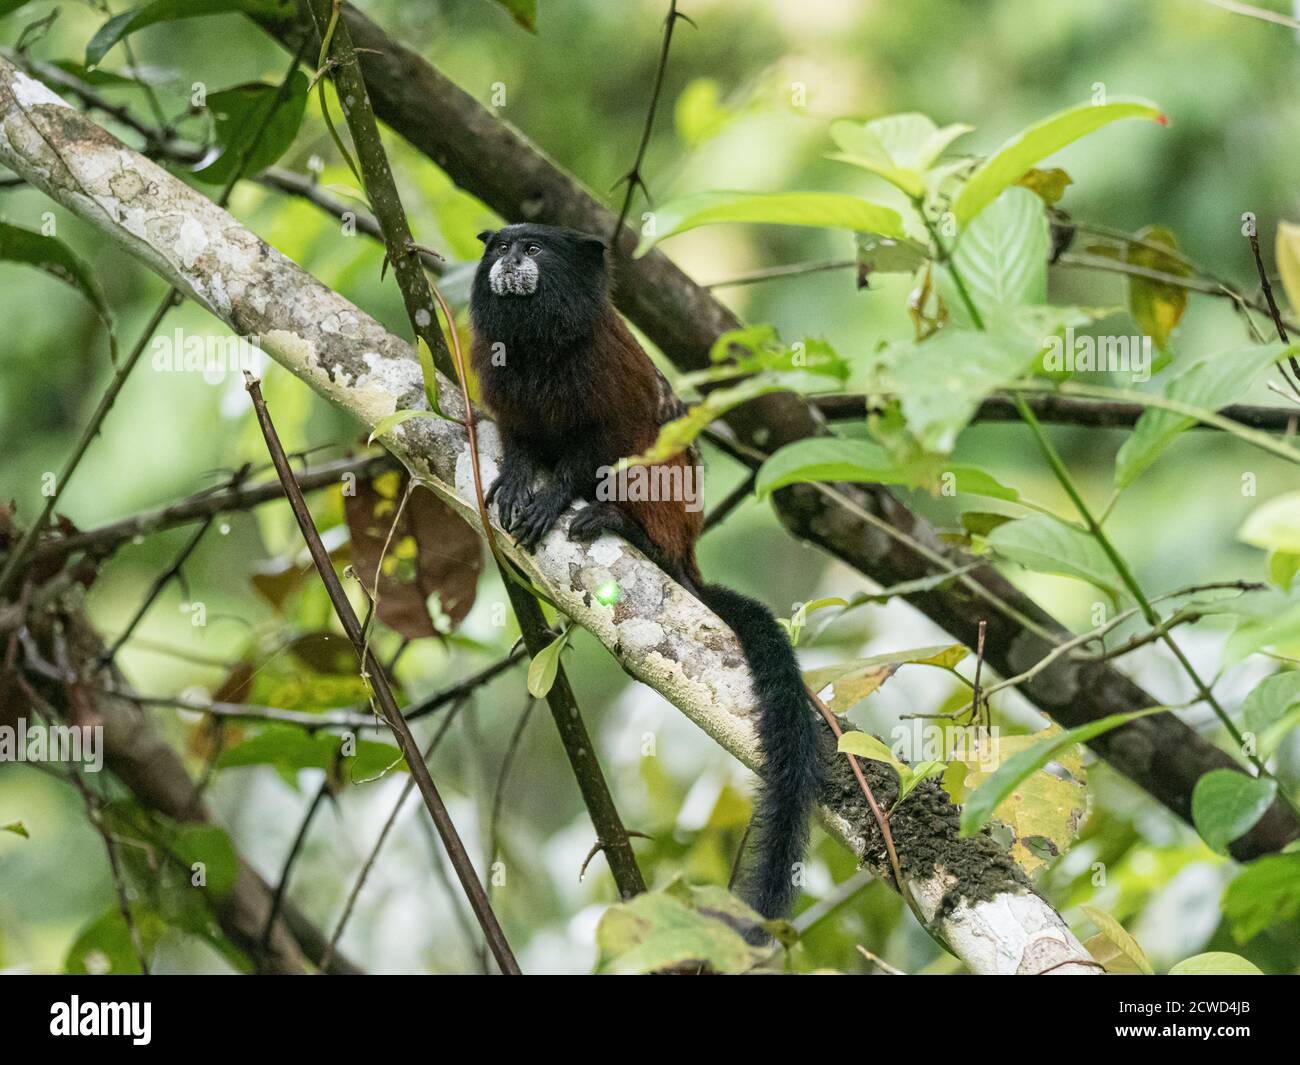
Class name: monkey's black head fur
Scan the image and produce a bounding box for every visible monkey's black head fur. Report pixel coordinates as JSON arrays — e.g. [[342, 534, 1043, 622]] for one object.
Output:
[[470, 224, 609, 351]]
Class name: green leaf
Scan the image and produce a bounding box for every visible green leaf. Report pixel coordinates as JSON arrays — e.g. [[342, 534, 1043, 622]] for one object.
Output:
[[1222, 854, 1300, 941], [953, 98, 1165, 224], [1268, 551, 1300, 591], [756, 437, 1019, 501], [368, 407, 442, 443], [828, 112, 971, 198], [65, 906, 163, 975], [1016, 167, 1073, 205], [960, 705, 1167, 836], [1081, 904, 1155, 976], [527, 627, 572, 698], [674, 78, 734, 147], [1240, 490, 1300, 555], [837, 731, 907, 775], [1168, 952, 1263, 976], [620, 371, 831, 469], [218, 728, 405, 778], [173, 824, 238, 899], [490, 0, 536, 31], [865, 323, 1041, 453], [595, 883, 774, 974], [1240, 671, 1300, 759], [635, 190, 905, 256], [1116, 344, 1295, 487], [1191, 769, 1277, 855], [48, 60, 150, 88], [193, 72, 309, 185], [987, 514, 1123, 597], [1, 1, 36, 17], [86, 0, 294, 68], [785, 595, 849, 646], [856, 232, 930, 280], [698, 326, 847, 383], [940, 187, 1049, 328], [894, 759, 947, 810], [415, 336, 443, 417], [1, 820, 28, 838], [1227, 587, 1300, 661], [0, 222, 113, 332]]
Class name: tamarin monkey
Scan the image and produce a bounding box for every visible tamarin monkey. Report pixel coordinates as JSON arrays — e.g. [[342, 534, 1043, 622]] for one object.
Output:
[[470, 223, 823, 921]]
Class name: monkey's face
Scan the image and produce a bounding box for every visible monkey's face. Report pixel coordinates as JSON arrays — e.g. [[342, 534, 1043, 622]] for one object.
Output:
[[470, 224, 609, 347], [473, 224, 606, 298], [484, 233, 542, 297]]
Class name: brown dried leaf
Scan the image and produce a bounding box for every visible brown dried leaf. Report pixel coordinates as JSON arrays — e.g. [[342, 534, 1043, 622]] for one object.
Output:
[[343, 472, 481, 639]]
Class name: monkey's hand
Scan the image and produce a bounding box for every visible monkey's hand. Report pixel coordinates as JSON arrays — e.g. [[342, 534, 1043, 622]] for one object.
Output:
[[485, 450, 537, 533], [511, 484, 573, 552]]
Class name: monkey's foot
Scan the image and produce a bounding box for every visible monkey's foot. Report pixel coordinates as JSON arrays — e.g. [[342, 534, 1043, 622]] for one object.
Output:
[[568, 503, 659, 561], [567, 502, 626, 543]]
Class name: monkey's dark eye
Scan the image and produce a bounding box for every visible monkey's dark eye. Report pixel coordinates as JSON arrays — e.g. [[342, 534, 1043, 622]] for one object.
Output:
[[495, 242, 509, 254], [525, 243, 541, 256]]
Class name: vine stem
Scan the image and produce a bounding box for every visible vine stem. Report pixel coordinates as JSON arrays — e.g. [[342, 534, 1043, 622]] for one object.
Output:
[[805, 686, 925, 928]]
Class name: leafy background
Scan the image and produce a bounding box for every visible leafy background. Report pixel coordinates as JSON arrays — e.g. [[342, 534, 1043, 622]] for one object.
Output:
[[1, 0, 1299, 973]]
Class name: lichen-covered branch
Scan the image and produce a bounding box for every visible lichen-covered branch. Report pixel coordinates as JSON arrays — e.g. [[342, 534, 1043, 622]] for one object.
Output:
[[0, 56, 1093, 973]]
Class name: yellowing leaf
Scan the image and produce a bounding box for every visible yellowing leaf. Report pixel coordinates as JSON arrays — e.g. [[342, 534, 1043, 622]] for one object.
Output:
[[1081, 904, 1154, 975], [1126, 225, 1189, 350], [1276, 221, 1300, 318], [1016, 167, 1073, 205], [954, 729, 1087, 873], [804, 644, 967, 712]]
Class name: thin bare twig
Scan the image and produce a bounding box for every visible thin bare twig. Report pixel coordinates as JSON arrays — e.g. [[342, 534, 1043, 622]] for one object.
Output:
[[33, 454, 395, 567], [259, 772, 333, 967], [319, 693, 470, 974], [970, 620, 987, 726], [855, 944, 906, 975], [1245, 218, 1300, 399], [244, 372, 520, 973], [700, 471, 756, 536], [609, 0, 693, 247]]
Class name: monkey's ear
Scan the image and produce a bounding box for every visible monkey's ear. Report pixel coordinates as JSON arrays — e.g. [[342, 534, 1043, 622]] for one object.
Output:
[[577, 233, 607, 256], [476, 229, 495, 245]]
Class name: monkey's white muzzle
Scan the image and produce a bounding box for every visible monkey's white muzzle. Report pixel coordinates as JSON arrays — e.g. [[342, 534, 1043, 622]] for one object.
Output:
[[489, 257, 539, 296]]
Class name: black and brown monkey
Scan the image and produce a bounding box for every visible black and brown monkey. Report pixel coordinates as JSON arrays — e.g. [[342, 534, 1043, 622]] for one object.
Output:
[[470, 223, 822, 922]]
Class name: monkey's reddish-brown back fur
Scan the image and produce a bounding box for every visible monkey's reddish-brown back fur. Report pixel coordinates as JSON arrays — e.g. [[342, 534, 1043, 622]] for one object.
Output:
[[472, 305, 702, 583]]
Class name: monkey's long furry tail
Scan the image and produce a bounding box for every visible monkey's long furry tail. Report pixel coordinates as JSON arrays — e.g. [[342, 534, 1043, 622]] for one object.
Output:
[[693, 583, 824, 922]]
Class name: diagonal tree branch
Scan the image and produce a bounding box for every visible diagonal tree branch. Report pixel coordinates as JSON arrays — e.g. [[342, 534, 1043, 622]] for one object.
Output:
[[253, 2, 1299, 859], [0, 64, 1094, 972]]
